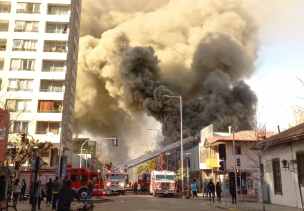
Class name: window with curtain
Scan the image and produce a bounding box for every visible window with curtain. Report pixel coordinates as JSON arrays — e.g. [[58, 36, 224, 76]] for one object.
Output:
[[10, 59, 35, 70], [48, 6, 69, 15], [42, 61, 65, 72], [6, 99, 16, 111], [46, 24, 67, 33], [15, 21, 24, 29], [40, 81, 52, 91], [13, 121, 28, 133], [15, 21, 39, 32], [272, 158, 282, 195], [0, 22, 9, 31], [49, 123, 59, 134], [7, 79, 33, 91], [53, 81, 62, 92], [36, 122, 48, 134], [0, 60, 4, 70], [0, 3, 11, 13], [17, 3, 40, 13], [38, 100, 54, 112], [8, 80, 17, 90]]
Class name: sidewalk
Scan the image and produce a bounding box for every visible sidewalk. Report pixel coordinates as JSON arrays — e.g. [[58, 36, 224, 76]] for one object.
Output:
[[196, 197, 303, 211]]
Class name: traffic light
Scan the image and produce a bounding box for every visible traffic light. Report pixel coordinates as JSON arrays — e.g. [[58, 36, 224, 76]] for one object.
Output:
[[11, 147, 16, 158], [236, 168, 240, 174], [21, 134, 26, 143], [219, 160, 224, 171], [237, 158, 240, 167]]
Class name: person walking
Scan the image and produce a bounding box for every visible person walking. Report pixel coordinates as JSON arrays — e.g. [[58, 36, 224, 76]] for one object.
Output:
[[216, 181, 222, 203], [0, 175, 6, 201], [46, 178, 53, 205], [13, 178, 22, 208], [230, 182, 236, 204], [133, 182, 138, 195], [191, 182, 198, 198], [57, 180, 80, 211], [29, 180, 35, 205], [87, 181, 94, 204], [52, 176, 62, 211], [33, 181, 45, 210], [7, 176, 13, 202], [20, 179, 26, 203], [207, 178, 215, 203], [203, 179, 208, 198]]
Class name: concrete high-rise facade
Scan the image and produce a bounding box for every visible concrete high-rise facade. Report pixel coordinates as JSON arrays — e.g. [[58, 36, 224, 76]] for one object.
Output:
[[0, 0, 82, 166]]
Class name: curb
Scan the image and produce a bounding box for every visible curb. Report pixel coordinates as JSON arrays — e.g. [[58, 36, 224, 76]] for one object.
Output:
[[214, 205, 241, 211]]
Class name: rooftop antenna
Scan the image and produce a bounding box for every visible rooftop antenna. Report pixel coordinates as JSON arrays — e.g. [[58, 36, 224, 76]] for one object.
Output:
[[277, 126, 281, 137]]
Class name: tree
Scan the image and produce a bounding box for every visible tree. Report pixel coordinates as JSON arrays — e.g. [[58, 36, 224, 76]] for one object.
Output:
[[176, 167, 188, 180], [135, 151, 162, 175], [287, 105, 304, 129]]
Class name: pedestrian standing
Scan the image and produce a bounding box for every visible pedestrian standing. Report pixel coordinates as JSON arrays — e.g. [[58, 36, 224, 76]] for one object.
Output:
[[0, 175, 6, 201], [191, 182, 198, 198], [20, 179, 26, 203], [87, 181, 94, 204], [52, 176, 62, 211], [29, 180, 35, 205], [216, 181, 222, 203], [207, 178, 215, 203], [203, 179, 208, 198], [7, 176, 13, 202], [230, 182, 236, 204], [57, 180, 80, 211], [133, 182, 138, 195], [46, 178, 53, 204], [34, 181, 45, 210], [13, 178, 22, 208]]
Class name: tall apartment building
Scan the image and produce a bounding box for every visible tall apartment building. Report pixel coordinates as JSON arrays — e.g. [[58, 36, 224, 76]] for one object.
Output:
[[0, 0, 82, 166]]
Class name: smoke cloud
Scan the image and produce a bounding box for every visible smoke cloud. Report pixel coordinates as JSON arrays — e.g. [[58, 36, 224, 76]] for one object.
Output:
[[75, 0, 259, 164]]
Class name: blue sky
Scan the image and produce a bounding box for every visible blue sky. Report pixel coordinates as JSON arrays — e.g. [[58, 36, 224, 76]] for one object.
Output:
[[244, 0, 304, 131]]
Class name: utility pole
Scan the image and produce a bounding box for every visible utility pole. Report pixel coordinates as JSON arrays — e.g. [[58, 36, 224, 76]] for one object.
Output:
[[233, 132, 239, 208]]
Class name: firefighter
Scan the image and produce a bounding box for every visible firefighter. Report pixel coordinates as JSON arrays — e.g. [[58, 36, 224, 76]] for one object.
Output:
[[133, 182, 138, 195]]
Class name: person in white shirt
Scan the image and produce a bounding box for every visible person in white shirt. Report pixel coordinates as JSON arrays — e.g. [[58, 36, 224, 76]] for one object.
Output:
[[13, 178, 22, 208]]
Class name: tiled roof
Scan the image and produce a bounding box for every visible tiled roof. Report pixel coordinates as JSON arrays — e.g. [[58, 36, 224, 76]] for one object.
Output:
[[262, 122, 304, 144], [207, 130, 276, 145]]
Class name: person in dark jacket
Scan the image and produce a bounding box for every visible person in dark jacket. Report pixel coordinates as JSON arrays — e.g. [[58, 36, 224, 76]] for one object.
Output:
[[216, 181, 222, 203], [29, 180, 35, 205], [230, 182, 236, 204], [0, 175, 6, 201], [87, 181, 94, 204], [207, 178, 215, 203], [52, 176, 62, 211], [46, 178, 53, 205], [33, 181, 45, 210], [57, 180, 80, 211], [7, 176, 13, 202], [20, 179, 26, 203]]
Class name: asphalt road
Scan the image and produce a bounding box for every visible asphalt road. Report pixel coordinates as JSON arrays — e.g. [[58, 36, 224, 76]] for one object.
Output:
[[94, 194, 224, 211]]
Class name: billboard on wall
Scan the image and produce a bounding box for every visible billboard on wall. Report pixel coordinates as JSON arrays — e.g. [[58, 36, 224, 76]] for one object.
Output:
[[0, 109, 9, 163]]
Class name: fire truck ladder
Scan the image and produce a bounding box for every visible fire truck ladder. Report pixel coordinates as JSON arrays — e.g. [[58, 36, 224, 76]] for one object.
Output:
[[113, 135, 199, 171]]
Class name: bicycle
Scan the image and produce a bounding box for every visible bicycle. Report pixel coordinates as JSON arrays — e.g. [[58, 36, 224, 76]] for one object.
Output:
[[0, 200, 17, 211]]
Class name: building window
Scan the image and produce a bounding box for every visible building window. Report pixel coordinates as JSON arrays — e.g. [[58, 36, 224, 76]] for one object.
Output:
[[38, 100, 62, 113], [36, 122, 59, 135], [40, 80, 63, 92], [6, 99, 31, 112], [297, 152, 304, 186], [12, 40, 37, 51], [233, 146, 241, 155], [0, 21, 9, 32], [0, 2, 11, 13], [16, 3, 40, 14], [13, 121, 29, 133], [8, 79, 33, 92], [42, 61, 65, 72], [69, 113, 74, 125], [272, 158, 282, 195], [44, 41, 67, 52], [14, 21, 39, 32], [47, 5, 69, 15], [46, 23, 68, 33], [10, 59, 35, 71], [68, 130, 72, 141], [0, 40, 6, 51], [0, 59, 4, 70]]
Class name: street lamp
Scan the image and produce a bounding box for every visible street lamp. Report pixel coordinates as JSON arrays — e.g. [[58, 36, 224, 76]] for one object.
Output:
[[163, 95, 183, 194]]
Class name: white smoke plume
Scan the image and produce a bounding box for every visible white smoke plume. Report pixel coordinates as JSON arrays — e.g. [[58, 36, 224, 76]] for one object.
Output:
[[75, 0, 259, 164]]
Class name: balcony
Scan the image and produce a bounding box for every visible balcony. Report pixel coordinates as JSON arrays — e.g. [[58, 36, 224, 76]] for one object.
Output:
[[45, 29, 68, 34], [42, 67, 65, 72], [39, 87, 63, 92], [14, 28, 39, 33], [43, 48, 67, 53], [37, 100, 62, 113], [7, 87, 33, 92], [16, 10, 40, 14], [47, 11, 69, 15], [10, 68, 35, 71], [206, 158, 219, 168], [12, 48, 37, 52], [16, 3, 40, 14]]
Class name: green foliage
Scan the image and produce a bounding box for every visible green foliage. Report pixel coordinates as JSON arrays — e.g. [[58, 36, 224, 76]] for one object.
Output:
[[135, 150, 162, 175]]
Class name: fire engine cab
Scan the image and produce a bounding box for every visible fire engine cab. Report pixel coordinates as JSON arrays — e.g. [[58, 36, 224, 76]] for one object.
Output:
[[19, 168, 110, 199], [150, 171, 175, 197], [138, 173, 150, 192], [104, 170, 128, 195]]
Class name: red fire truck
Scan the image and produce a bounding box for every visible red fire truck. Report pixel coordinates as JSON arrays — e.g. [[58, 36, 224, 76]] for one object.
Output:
[[20, 168, 110, 199], [138, 173, 150, 192], [150, 171, 175, 197]]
